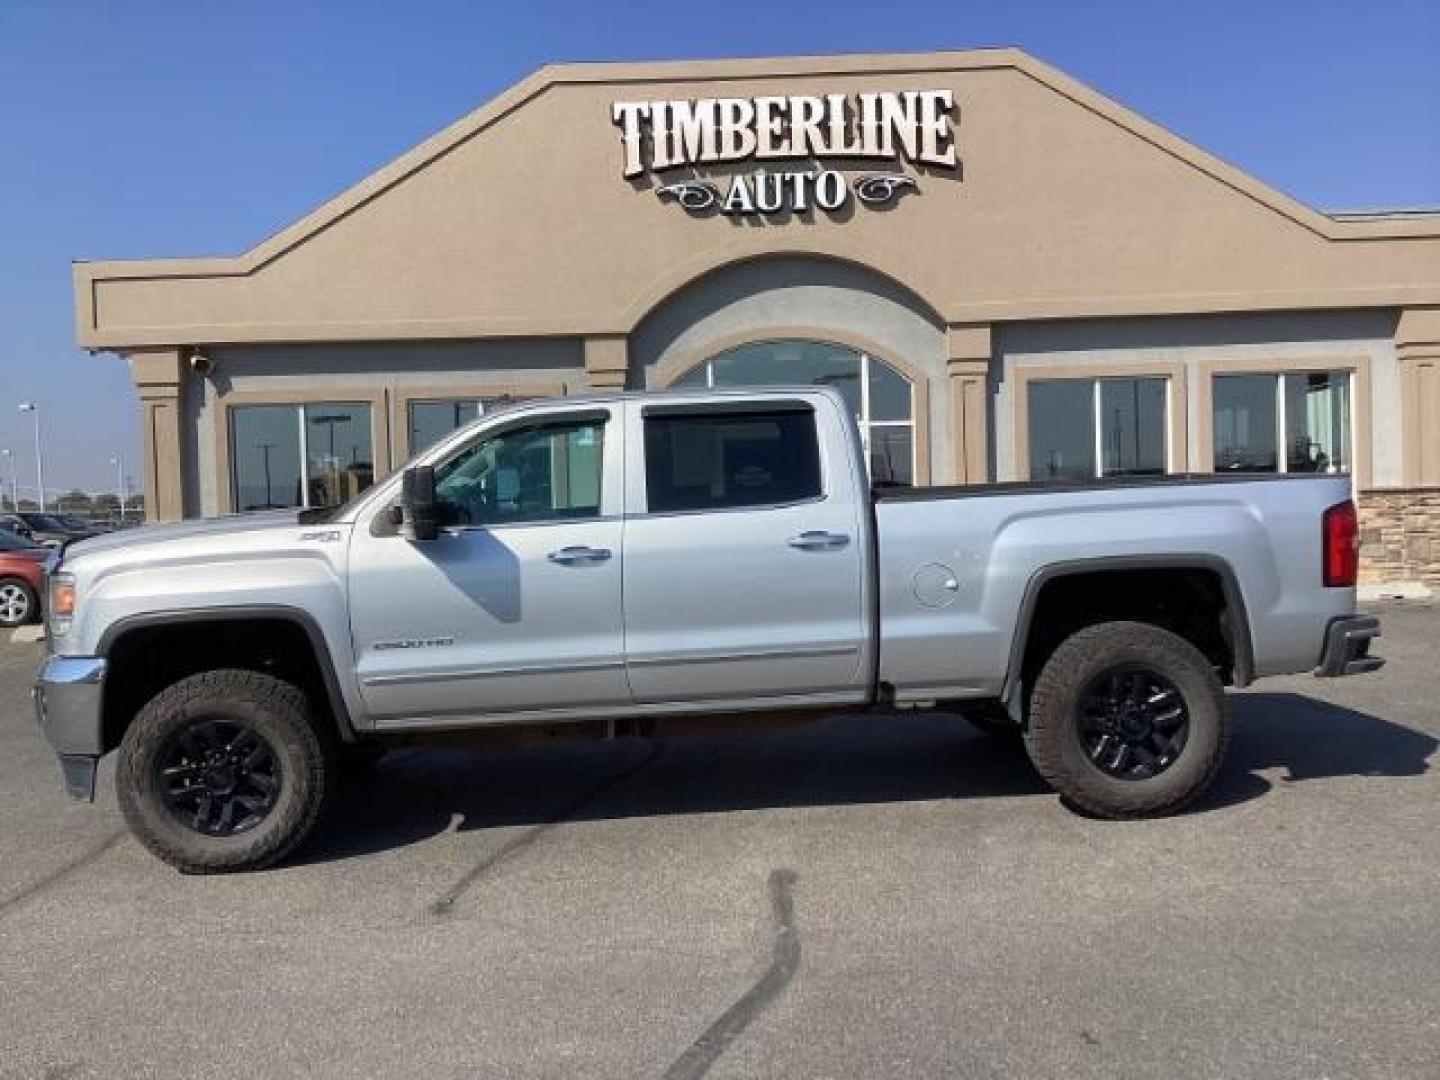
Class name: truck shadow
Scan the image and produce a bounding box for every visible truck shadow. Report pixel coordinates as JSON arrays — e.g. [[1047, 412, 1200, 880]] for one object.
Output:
[[297, 692, 1435, 865]]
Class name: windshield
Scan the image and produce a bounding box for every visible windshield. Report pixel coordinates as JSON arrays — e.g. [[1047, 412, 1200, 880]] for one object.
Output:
[[22, 514, 67, 531]]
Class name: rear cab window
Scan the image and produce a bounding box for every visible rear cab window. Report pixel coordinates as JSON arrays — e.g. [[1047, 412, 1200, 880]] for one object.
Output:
[[642, 406, 822, 513]]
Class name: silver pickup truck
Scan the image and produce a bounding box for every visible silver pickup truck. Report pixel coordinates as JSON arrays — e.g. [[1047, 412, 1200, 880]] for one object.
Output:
[[34, 387, 1381, 872]]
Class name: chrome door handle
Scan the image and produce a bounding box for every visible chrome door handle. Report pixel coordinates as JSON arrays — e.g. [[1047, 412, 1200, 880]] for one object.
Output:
[[547, 545, 612, 565], [787, 531, 850, 551]]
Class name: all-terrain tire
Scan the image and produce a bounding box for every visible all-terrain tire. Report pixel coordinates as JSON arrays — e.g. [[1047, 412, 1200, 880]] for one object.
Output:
[[117, 669, 336, 874], [0, 576, 38, 627], [1023, 621, 1229, 819]]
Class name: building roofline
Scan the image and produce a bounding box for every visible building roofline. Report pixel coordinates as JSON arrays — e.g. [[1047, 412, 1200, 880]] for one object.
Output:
[[72, 47, 1440, 288], [1328, 207, 1440, 222]]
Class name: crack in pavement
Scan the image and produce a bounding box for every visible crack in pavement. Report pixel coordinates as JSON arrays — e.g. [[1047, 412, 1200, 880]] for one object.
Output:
[[0, 828, 127, 919], [427, 740, 666, 918], [662, 868, 800, 1080]]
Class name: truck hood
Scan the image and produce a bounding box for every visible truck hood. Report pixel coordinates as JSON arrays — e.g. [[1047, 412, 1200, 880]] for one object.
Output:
[[61, 510, 303, 560]]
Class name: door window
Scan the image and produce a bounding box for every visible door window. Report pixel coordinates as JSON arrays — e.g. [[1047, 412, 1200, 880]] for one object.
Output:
[[644, 410, 822, 513], [433, 418, 605, 526]]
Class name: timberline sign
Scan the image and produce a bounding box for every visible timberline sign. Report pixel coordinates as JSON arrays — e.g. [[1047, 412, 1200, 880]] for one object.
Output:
[[611, 89, 959, 217]]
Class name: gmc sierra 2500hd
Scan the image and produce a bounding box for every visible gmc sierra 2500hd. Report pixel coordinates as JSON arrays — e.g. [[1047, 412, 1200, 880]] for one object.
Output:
[[34, 387, 1381, 872]]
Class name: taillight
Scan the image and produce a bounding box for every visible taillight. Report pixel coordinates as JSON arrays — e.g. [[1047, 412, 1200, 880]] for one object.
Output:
[[1322, 500, 1359, 587]]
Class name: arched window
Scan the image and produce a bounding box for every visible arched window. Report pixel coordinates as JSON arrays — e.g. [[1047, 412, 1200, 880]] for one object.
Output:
[[675, 340, 915, 485]]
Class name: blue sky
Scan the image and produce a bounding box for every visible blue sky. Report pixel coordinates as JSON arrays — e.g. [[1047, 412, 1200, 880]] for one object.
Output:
[[0, 0, 1436, 496]]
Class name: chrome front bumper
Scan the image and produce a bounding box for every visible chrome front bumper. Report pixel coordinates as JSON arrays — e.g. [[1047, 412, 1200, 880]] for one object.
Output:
[[33, 656, 107, 801], [1315, 615, 1384, 678]]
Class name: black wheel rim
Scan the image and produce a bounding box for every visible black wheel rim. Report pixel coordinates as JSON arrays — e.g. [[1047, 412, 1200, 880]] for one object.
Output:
[[1075, 665, 1190, 780], [157, 719, 282, 836]]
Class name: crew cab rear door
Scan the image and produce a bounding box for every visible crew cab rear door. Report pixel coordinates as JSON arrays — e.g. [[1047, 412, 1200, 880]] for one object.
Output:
[[621, 393, 871, 705]]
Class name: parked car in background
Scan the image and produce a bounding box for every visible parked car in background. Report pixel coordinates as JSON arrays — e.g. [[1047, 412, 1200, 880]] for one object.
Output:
[[0, 514, 35, 541], [55, 514, 111, 534], [0, 529, 49, 627], [4, 512, 99, 547]]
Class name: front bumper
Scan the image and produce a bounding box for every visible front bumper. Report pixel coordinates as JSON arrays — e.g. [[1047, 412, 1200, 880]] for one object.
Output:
[[1315, 614, 1384, 678], [33, 656, 107, 801]]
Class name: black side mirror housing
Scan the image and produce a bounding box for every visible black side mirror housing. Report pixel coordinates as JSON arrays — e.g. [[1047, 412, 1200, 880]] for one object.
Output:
[[400, 466, 440, 542]]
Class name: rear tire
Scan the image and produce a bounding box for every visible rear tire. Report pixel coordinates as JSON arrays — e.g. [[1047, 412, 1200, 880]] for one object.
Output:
[[1023, 621, 1228, 819], [117, 669, 336, 873], [0, 577, 37, 627]]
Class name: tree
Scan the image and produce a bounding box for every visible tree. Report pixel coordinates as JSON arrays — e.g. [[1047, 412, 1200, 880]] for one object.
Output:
[[56, 490, 95, 513]]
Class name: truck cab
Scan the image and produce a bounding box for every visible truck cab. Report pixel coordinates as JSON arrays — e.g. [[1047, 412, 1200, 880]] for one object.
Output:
[[349, 389, 875, 725]]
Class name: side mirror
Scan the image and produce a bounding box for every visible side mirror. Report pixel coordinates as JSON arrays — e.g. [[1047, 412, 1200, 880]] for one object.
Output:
[[400, 466, 439, 542]]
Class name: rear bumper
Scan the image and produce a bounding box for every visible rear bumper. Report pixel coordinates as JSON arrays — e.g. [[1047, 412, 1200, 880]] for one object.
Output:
[[1315, 615, 1384, 678], [32, 656, 107, 801]]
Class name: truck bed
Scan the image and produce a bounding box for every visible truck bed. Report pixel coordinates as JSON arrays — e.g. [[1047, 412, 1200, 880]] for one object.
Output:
[[870, 470, 1357, 702], [875, 471, 1347, 503]]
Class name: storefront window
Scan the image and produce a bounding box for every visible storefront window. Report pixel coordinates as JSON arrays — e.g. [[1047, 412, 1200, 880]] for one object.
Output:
[[304, 405, 373, 508], [1213, 371, 1350, 475], [408, 396, 533, 456], [230, 402, 373, 511], [1028, 377, 1169, 481], [1284, 372, 1350, 474], [1029, 380, 1095, 481], [676, 340, 916, 485], [410, 400, 481, 456], [231, 406, 303, 511]]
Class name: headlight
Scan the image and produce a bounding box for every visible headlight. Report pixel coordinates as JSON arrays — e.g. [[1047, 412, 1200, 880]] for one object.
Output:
[[48, 573, 75, 636]]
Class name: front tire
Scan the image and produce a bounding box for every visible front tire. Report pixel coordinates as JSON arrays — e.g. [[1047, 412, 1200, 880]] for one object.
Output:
[[117, 669, 336, 873], [1023, 621, 1228, 819]]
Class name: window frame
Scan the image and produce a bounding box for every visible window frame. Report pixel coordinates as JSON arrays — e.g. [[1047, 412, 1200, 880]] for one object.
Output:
[[1014, 365, 1185, 482], [225, 397, 381, 513], [1196, 355, 1370, 488], [1211, 370, 1354, 477]]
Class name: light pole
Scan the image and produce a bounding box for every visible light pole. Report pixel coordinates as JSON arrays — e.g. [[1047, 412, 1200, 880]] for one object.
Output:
[[0, 449, 13, 512], [17, 402, 44, 512], [109, 454, 126, 521]]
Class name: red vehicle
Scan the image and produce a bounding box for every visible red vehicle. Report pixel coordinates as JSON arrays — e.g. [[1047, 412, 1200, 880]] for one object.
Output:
[[0, 529, 48, 627]]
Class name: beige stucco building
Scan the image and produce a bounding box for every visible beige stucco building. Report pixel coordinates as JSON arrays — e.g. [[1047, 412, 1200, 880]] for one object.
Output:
[[74, 49, 1440, 581]]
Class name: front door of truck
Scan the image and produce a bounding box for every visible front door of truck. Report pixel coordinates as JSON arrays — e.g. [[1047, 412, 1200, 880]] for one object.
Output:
[[620, 395, 871, 705], [348, 405, 627, 724]]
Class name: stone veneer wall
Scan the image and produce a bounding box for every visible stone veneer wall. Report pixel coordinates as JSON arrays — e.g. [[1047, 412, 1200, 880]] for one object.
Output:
[[1358, 489, 1440, 584]]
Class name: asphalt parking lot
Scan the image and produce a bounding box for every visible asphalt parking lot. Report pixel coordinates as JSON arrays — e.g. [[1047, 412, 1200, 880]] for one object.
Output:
[[1, 604, 1437, 1080]]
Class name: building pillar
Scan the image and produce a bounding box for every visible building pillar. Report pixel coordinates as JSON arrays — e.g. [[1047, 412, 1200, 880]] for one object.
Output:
[[128, 347, 187, 522], [583, 335, 630, 393], [946, 323, 993, 484], [1398, 306, 1440, 487]]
